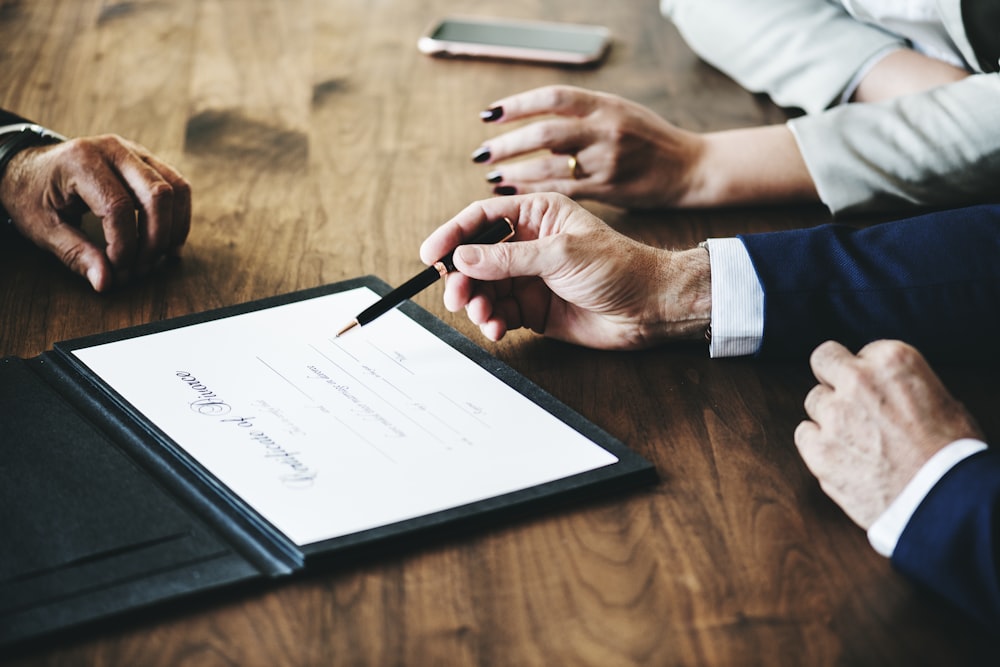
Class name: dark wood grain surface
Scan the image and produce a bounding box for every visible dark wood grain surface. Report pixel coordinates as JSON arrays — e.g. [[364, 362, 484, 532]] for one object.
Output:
[[2, 1, 998, 665]]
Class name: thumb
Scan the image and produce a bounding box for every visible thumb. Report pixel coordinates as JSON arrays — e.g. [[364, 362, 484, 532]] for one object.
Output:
[[42, 224, 114, 291], [452, 241, 545, 281]]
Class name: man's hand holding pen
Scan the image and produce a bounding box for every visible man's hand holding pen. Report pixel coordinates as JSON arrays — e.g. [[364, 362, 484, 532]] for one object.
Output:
[[419, 193, 712, 350]]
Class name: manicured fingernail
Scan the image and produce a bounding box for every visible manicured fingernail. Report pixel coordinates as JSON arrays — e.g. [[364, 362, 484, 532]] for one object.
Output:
[[456, 245, 483, 265], [471, 146, 491, 163], [479, 106, 503, 122], [486, 170, 503, 184], [493, 185, 516, 196]]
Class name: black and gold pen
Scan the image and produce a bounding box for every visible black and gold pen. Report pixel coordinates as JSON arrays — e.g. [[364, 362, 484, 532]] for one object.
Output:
[[336, 217, 516, 336]]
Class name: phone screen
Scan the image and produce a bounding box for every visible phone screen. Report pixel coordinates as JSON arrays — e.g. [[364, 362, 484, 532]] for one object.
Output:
[[430, 19, 608, 56]]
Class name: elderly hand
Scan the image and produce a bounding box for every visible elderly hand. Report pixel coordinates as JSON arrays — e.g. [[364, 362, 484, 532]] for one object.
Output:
[[1, 134, 191, 292], [472, 85, 817, 210], [795, 340, 983, 529], [420, 193, 711, 349]]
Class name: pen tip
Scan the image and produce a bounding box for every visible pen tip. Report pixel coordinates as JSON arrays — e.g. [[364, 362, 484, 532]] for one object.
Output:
[[335, 320, 358, 337]]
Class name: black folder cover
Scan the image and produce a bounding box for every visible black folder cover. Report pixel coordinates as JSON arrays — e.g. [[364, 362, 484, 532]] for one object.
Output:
[[0, 276, 656, 647]]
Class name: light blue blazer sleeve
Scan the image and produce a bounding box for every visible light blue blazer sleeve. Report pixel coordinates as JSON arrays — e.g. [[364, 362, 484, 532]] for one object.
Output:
[[662, 1, 1000, 215], [789, 73, 1000, 215], [660, 0, 904, 113]]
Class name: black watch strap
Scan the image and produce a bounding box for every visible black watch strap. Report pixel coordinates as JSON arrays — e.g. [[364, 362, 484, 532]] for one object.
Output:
[[0, 124, 65, 233]]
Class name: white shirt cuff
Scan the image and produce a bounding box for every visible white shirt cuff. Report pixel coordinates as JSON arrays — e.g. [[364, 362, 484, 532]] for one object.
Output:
[[704, 238, 764, 358], [867, 438, 989, 557]]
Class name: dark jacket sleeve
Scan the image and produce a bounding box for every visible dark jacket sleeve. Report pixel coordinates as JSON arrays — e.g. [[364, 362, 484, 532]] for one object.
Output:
[[893, 449, 1000, 629], [738, 204, 1000, 361], [0, 109, 32, 126]]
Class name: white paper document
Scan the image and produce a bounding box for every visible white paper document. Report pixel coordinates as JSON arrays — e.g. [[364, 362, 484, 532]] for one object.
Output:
[[72, 287, 618, 546]]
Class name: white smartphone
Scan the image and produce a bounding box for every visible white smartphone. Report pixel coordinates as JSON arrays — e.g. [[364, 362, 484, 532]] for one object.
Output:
[[418, 16, 611, 66]]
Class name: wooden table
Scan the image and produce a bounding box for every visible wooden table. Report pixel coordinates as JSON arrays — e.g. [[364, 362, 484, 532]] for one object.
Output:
[[2, 1, 997, 665]]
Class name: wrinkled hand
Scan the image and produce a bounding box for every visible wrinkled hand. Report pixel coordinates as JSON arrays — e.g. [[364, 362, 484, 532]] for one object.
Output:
[[472, 85, 706, 209], [420, 193, 711, 349], [1, 134, 192, 292], [795, 340, 983, 529]]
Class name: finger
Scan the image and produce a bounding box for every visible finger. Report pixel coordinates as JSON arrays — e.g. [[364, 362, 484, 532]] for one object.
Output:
[[488, 152, 588, 186], [37, 221, 114, 291], [421, 196, 541, 265], [480, 295, 523, 337], [808, 340, 856, 388], [801, 383, 832, 421], [473, 283, 535, 342], [466, 288, 502, 327], [484, 85, 603, 123], [421, 200, 498, 265], [479, 319, 508, 342], [445, 272, 512, 320], [452, 237, 549, 282], [106, 141, 177, 271], [855, 338, 917, 367], [477, 118, 591, 165], [65, 158, 140, 277], [442, 271, 477, 313], [792, 420, 834, 485], [793, 419, 821, 459], [125, 142, 192, 254], [509, 276, 550, 334], [453, 278, 510, 340]]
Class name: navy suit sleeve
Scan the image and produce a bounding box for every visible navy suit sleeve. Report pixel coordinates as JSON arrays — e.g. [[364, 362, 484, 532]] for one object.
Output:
[[892, 449, 1000, 628], [738, 204, 1000, 361]]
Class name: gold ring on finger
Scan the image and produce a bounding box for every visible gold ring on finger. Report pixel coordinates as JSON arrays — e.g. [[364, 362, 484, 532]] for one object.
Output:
[[567, 154, 583, 180]]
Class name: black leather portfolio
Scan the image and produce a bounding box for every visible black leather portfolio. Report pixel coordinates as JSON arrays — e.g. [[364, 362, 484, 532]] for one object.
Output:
[[0, 276, 656, 647]]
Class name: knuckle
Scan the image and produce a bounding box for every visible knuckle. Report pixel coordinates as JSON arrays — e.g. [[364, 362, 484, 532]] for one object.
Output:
[[544, 191, 573, 206], [793, 421, 812, 449], [535, 122, 560, 145], [837, 370, 864, 395], [146, 180, 175, 204], [95, 132, 127, 147], [810, 339, 840, 365], [490, 242, 516, 267], [172, 176, 192, 200], [604, 121, 628, 143], [59, 137, 96, 162], [542, 85, 571, 108], [531, 191, 572, 217], [879, 339, 916, 364], [803, 384, 820, 407], [56, 239, 91, 271], [546, 230, 573, 257], [58, 134, 125, 164], [103, 194, 137, 216]]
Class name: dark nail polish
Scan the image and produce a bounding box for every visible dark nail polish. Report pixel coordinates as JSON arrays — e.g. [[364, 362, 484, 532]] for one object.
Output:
[[479, 106, 503, 122], [493, 185, 517, 196], [486, 170, 503, 184], [471, 146, 491, 163]]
